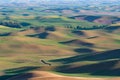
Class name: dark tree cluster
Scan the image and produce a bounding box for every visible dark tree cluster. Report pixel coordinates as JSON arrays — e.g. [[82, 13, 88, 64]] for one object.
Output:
[[65, 24, 108, 30], [75, 25, 107, 30], [0, 20, 22, 28]]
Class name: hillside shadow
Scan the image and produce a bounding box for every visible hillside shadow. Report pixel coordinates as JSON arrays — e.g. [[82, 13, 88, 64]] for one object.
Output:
[[56, 60, 120, 76], [60, 39, 94, 47], [20, 22, 31, 26], [105, 26, 120, 32], [27, 32, 49, 39], [82, 49, 120, 61], [74, 48, 94, 53], [0, 66, 39, 80], [84, 16, 101, 22], [69, 15, 101, 22], [0, 33, 11, 36], [45, 27, 56, 31], [51, 49, 120, 64], [72, 31, 85, 36], [50, 53, 91, 64]]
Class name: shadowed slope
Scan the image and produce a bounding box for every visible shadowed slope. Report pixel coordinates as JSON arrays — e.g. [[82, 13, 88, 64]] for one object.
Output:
[[74, 48, 95, 53], [72, 31, 86, 37], [51, 49, 120, 64], [60, 39, 94, 47], [56, 60, 120, 76], [28, 32, 49, 39]]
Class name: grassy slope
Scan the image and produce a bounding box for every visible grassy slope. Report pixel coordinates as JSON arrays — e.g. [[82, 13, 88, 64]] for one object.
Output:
[[0, 25, 20, 33]]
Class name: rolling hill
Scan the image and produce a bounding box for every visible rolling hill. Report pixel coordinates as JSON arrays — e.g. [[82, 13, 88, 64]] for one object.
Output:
[[0, 1, 120, 79]]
